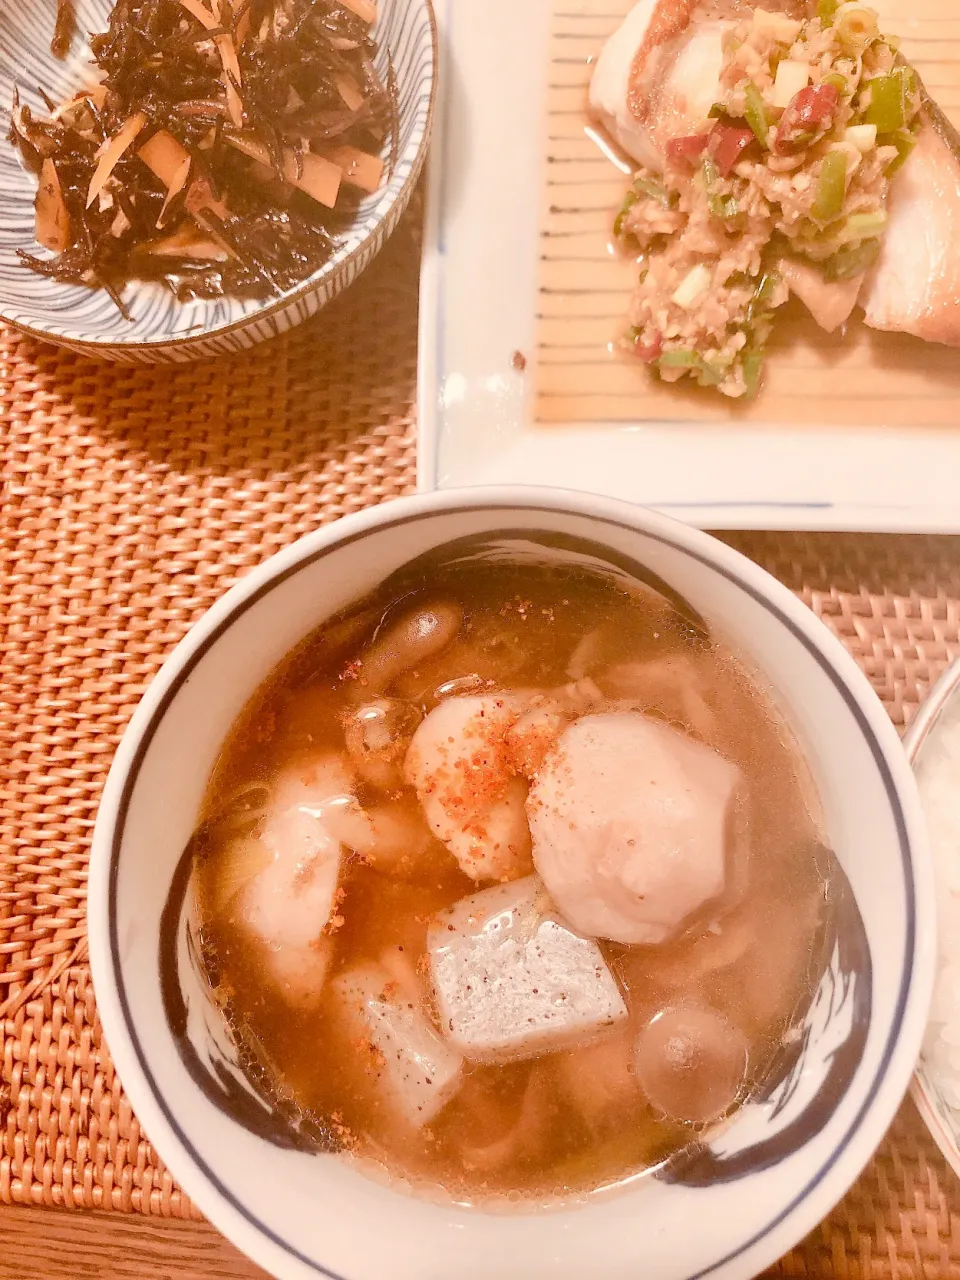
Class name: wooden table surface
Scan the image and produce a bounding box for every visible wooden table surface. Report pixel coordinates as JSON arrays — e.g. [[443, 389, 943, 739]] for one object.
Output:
[[0, 1204, 267, 1279]]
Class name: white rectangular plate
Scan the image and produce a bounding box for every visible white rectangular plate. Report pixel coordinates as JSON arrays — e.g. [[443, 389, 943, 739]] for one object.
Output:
[[416, 0, 960, 531]]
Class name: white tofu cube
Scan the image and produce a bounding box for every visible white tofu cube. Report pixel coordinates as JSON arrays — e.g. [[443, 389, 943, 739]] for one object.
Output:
[[333, 963, 464, 1128], [427, 876, 628, 1063]]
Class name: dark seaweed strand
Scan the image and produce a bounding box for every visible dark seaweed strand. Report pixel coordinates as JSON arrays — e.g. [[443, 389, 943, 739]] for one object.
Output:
[[51, 0, 77, 59], [11, 0, 396, 310]]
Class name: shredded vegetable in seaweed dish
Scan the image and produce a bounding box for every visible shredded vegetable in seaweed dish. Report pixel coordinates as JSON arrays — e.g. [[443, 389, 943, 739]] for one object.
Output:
[[8, 0, 397, 312]]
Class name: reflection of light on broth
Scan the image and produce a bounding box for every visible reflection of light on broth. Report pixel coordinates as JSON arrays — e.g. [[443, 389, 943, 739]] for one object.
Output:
[[192, 555, 833, 1204]]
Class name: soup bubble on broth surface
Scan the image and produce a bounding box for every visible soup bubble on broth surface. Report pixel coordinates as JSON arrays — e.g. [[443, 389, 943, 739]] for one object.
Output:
[[194, 559, 831, 1200], [634, 1005, 750, 1125]]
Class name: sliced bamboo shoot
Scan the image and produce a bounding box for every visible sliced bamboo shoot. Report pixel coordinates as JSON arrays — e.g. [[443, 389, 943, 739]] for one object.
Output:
[[341, 0, 377, 22], [148, 225, 230, 261], [327, 145, 383, 193], [139, 130, 192, 190], [216, 33, 244, 128], [35, 158, 71, 252], [158, 157, 192, 224], [282, 151, 342, 207], [178, 0, 217, 29], [178, 0, 242, 123], [86, 111, 147, 208], [229, 0, 251, 45], [138, 131, 194, 225], [140, 134, 231, 224], [336, 76, 365, 113], [226, 134, 342, 208]]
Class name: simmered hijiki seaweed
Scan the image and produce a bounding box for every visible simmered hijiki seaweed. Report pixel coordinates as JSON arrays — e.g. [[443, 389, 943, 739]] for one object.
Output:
[[9, 0, 397, 311]]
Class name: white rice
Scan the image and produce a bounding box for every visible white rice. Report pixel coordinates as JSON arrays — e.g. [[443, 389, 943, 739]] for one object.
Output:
[[915, 697, 960, 1109]]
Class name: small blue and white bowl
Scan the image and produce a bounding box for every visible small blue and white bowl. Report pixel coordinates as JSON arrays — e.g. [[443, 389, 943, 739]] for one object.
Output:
[[904, 656, 960, 1183], [0, 0, 436, 363], [88, 488, 935, 1280]]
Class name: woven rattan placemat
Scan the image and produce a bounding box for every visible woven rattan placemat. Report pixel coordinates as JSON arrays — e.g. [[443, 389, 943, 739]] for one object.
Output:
[[3, 204, 960, 1275]]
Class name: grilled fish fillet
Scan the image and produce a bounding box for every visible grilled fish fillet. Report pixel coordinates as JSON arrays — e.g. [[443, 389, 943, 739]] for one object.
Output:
[[593, 0, 960, 350], [589, 0, 729, 172], [859, 118, 960, 348]]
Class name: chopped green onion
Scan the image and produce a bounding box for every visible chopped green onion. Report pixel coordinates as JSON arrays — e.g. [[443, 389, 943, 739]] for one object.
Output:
[[863, 72, 905, 134], [823, 71, 849, 94], [656, 348, 732, 386], [810, 150, 848, 222], [844, 122, 877, 151], [743, 81, 769, 149], [836, 4, 879, 50], [708, 102, 730, 119], [633, 174, 672, 207], [709, 192, 740, 219], [755, 270, 781, 310], [816, 0, 838, 22], [696, 359, 728, 387], [884, 127, 918, 175], [840, 210, 887, 240], [744, 270, 782, 324], [742, 347, 765, 397], [772, 60, 811, 109], [672, 263, 713, 308], [752, 313, 775, 348], [657, 348, 700, 369], [821, 238, 881, 280], [899, 64, 919, 100], [613, 191, 637, 237]]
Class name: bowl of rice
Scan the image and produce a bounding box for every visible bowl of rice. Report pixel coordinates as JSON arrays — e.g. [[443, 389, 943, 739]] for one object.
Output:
[[905, 656, 960, 1180]]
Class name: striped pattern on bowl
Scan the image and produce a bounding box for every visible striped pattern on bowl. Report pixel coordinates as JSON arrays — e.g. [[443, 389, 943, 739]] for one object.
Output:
[[0, 0, 436, 363]]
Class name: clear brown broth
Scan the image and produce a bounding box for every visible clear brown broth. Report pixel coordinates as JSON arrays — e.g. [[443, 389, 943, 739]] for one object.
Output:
[[193, 559, 830, 1203]]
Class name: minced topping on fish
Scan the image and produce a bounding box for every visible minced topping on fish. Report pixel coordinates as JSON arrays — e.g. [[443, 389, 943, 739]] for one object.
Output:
[[597, 1, 922, 397]]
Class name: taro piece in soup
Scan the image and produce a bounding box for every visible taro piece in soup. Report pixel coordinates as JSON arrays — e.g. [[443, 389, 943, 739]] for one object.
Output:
[[191, 550, 833, 1202]]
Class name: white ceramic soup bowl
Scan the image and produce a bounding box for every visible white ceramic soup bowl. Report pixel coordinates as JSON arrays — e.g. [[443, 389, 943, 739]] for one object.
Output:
[[88, 487, 935, 1280]]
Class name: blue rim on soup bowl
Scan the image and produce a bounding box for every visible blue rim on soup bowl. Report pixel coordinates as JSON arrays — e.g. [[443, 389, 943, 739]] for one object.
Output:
[[0, 0, 436, 364], [88, 487, 935, 1280]]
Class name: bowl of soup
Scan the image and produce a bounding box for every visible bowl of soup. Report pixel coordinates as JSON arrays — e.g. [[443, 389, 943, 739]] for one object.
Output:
[[88, 488, 934, 1280]]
